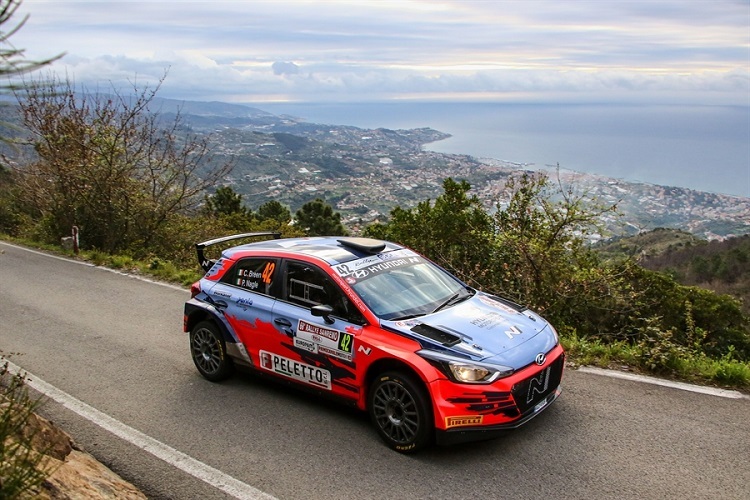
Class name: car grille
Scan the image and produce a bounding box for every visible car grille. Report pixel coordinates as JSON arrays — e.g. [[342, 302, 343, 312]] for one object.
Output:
[[511, 354, 564, 415]]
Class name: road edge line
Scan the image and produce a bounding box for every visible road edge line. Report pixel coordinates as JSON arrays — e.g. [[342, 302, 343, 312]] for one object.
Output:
[[4, 359, 278, 500], [577, 366, 750, 400]]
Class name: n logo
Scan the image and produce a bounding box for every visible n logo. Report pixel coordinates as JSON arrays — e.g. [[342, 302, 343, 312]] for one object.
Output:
[[504, 325, 522, 340], [526, 367, 550, 404]]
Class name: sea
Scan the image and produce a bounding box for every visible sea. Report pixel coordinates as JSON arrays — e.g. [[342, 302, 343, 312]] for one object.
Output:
[[258, 102, 750, 199]]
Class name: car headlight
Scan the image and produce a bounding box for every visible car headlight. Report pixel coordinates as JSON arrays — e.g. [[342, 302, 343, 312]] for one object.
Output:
[[449, 363, 495, 383], [418, 350, 514, 384]]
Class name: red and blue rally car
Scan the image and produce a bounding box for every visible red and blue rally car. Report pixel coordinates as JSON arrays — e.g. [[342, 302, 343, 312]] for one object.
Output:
[[184, 233, 564, 452]]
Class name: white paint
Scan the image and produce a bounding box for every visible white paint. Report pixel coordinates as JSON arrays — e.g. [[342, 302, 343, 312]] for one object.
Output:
[[577, 366, 750, 400], [3, 360, 277, 500]]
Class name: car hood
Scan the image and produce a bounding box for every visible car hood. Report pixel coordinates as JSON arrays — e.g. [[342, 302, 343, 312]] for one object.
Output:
[[382, 292, 558, 369]]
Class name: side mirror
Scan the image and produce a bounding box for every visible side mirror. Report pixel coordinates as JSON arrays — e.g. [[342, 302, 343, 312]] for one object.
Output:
[[311, 304, 335, 324]]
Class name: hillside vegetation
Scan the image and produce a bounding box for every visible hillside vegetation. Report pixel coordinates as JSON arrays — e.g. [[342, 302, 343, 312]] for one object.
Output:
[[595, 229, 749, 315]]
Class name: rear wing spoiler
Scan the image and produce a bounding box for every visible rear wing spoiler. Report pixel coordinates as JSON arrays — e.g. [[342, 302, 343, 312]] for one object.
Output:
[[195, 232, 281, 272]]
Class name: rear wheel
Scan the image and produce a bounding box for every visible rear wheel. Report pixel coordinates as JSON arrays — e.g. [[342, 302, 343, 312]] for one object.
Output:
[[190, 320, 234, 381], [369, 371, 433, 453]]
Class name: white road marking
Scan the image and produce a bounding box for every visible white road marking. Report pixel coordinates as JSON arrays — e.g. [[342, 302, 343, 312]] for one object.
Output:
[[4, 360, 278, 500], [578, 366, 750, 400]]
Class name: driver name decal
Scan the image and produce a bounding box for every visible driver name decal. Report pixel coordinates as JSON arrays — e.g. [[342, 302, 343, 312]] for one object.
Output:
[[260, 350, 331, 390]]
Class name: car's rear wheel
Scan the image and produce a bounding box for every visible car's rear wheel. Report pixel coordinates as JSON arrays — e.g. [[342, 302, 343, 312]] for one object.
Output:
[[369, 371, 433, 453], [190, 320, 234, 381]]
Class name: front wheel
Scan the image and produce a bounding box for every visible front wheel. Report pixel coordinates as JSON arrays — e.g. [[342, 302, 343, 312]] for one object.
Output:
[[190, 320, 234, 382], [369, 371, 433, 453]]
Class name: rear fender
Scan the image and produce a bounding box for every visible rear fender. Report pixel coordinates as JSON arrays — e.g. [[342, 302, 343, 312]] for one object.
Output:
[[184, 299, 235, 344]]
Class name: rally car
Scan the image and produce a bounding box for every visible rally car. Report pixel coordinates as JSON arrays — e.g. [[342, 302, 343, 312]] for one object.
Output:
[[184, 232, 564, 453]]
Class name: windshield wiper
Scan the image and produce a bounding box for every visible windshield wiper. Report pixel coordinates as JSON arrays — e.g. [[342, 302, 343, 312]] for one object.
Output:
[[389, 313, 425, 321], [431, 288, 474, 314], [432, 292, 461, 314]]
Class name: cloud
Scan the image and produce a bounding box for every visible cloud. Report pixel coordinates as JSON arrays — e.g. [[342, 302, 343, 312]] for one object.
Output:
[[272, 61, 299, 76], [9, 0, 750, 105]]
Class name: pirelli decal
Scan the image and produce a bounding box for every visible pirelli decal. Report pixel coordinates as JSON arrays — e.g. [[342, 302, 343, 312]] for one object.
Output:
[[445, 415, 484, 428]]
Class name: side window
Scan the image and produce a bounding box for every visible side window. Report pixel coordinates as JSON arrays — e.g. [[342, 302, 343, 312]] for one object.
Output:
[[222, 258, 277, 296], [285, 261, 365, 324]]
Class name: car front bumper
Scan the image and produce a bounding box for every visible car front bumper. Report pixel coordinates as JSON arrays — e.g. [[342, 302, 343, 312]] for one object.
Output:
[[434, 385, 561, 445], [429, 345, 565, 445]]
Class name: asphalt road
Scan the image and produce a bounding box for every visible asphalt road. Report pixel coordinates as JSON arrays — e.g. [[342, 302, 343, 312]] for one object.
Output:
[[1, 241, 748, 500]]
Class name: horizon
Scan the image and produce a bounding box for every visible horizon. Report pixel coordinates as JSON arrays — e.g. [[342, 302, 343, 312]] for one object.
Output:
[[11, 0, 749, 107]]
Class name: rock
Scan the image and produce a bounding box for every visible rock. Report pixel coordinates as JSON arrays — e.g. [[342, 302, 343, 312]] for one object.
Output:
[[40, 449, 147, 500], [22, 412, 74, 461], [60, 237, 74, 251], [12, 411, 147, 499]]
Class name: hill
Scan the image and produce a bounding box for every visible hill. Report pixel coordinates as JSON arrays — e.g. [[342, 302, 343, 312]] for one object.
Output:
[[594, 227, 703, 260], [597, 228, 750, 314]]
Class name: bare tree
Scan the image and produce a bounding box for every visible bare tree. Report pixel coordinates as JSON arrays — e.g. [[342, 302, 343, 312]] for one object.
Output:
[[14, 72, 233, 252]]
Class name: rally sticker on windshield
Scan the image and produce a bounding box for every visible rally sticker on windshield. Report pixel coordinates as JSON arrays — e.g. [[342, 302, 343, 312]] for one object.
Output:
[[294, 320, 353, 361], [259, 350, 332, 390], [332, 249, 419, 279]]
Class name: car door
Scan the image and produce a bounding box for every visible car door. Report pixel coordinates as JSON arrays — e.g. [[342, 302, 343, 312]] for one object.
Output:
[[263, 259, 367, 399], [210, 256, 280, 363]]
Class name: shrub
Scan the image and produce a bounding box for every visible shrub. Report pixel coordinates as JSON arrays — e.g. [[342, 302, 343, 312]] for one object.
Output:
[[0, 361, 54, 498]]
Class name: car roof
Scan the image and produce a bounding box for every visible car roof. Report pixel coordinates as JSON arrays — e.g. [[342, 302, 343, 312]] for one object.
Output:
[[222, 236, 405, 266]]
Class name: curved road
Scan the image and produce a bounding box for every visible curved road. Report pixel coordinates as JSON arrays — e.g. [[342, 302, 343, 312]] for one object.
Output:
[[1, 241, 748, 499]]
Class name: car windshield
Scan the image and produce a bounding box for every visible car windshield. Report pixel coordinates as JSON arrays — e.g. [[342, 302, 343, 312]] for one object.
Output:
[[339, 254, 471, 320]]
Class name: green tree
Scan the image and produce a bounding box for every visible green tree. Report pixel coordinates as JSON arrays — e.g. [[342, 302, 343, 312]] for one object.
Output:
[[204, 186, 249, 217], [0, 164, 22, 234], [490, 172, 620, 328], [294, 198, 347, 236], [364, 178, 493, 286], [364, 173, 750, 361], [366, 173, 623, 332], [257, 199, 291, 224]]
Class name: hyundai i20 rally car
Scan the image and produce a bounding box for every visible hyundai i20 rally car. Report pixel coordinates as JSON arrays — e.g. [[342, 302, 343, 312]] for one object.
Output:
[[184, 232, 564, 453]]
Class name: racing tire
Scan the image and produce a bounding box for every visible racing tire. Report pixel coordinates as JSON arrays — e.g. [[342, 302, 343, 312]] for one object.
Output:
[[369, 371, 433, 453], [190, 320, 234, 382]]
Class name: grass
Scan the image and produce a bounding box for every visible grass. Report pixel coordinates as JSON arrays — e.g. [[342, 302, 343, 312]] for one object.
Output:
[[3, 234, 749, 392], [561, 334, 750, 391], [2, 236, 203, 287]]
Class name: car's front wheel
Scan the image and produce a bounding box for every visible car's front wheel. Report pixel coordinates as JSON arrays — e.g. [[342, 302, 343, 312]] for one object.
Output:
[[369, 371, 433, 453], [190, 320, 234, 382]]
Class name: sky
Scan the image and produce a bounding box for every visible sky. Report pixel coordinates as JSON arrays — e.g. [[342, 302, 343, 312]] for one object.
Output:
[[7, 0, 750, 106]]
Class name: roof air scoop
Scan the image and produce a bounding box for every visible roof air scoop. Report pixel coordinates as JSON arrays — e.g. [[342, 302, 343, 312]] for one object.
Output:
[[338, 237, 387, 255]]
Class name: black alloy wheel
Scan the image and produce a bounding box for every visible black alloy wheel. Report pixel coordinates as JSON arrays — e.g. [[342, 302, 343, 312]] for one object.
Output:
[[190, 320, 234, 382], [369, 371, 433, 453]]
